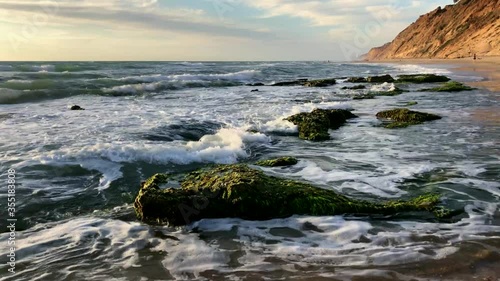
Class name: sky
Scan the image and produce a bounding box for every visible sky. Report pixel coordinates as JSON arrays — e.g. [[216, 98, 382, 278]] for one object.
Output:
[[0, 0, 455, 61]]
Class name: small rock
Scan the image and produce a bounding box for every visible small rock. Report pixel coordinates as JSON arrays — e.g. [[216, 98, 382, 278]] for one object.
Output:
[[70, 105, 85, 110], [255, 157, 298, 167], [251, 89, 259, 92], [376, 108, 441, 128]]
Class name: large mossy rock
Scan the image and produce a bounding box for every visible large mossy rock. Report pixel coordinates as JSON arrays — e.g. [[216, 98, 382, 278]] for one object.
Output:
[[271, 78, 336, 87], [422, 81, 474, 92], [396, 74, 450, 83], [342, 85, 366, 90], [367, 74, 395, 83], [255, 157, 298, 167], [303, 78, 336, 87], [134, 164, 449, 226], [346, 77, 367, 83], [285, 108, 357, 141], [376, 108, 441, 128]]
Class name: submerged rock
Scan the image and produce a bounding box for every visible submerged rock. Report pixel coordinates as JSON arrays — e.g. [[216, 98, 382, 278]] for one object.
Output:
[[367, 74, 394, 83], [272, 78, 336, 87], [251, 89, 259, 92], [255, 157, 298, 167], [303, 78, 336, 87], [134, 164, 450, 226], [346, 77, 367, 83], [70, 105, 85, 110], [353, 93, 375, 100], [406, 101, 418, 106], [272, 80, 305, 86], [285, 108, 357, 141], [422, 81, 474, 92], [396, 74, 450, 83], [342, 85, 366, 90], [376, 108, 441, 128]]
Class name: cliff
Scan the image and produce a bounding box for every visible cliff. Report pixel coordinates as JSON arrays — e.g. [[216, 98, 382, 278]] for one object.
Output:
[[365, 0, 500, 60]]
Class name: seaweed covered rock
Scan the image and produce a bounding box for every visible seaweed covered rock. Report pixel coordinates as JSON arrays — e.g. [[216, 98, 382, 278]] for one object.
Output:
[[406, 101, 418, 106], [285, 108, 357, 141], [376, 108, 441, 128], [346, 77, 367, 83], [255, 157, 298, 167], [367, 74, 394, 83], [134, 165, 450, 226], [272, 80, 305, 86], [342, 85, 366, 90], [422, 81, 474, 92], [303, 78, 336, 87], [396, 74, 450, 83], [353, 93, 375, 100], [70, 105, 85, 110]]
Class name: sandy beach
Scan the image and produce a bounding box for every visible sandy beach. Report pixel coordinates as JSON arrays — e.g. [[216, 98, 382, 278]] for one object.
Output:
[[365, 56, 500, 92]]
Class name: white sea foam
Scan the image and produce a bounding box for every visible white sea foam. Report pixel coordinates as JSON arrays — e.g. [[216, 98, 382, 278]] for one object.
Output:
[[0, 65, 13, 71], [391, 64, 451, 75], [370, 82, 396, 92], [36, 128, 271, 166], [6, 79, 32, 84], [290, 101, 353, 115], [114, 70, 259, 84], [31, 64, 55, 72], [0, 218, 154, 278], [259, 117, 298, 134], [103, 82, 163, 94]]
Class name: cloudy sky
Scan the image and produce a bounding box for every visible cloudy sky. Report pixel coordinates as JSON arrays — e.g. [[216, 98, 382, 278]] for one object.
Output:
[[0, 0, 454, 61]]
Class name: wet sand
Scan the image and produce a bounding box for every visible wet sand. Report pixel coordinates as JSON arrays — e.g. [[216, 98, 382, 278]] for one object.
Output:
[[364, 56, 500, 92]]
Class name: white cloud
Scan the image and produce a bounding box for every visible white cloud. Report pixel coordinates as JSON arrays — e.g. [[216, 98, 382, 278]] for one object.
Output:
[[0, 0, 272, 39]]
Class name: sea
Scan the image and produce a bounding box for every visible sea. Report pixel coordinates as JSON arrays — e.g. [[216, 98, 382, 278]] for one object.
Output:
[[0, 61, 499, 281]]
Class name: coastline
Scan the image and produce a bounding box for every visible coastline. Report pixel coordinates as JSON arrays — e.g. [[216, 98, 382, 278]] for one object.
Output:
[[363, 56, 500, 92]]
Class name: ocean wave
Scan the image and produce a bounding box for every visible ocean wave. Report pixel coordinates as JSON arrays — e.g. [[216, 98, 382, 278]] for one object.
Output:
[[36, 128, 271, 166], [14, 64, 56, 72], [113, 69, 259, 84], [391, 64, 451, 75], [370, 82, 396, 92], [0, 65, 13, 71]]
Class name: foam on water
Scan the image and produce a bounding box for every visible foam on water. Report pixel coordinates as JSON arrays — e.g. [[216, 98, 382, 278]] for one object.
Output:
[[1, 61, 499, 280], [34, 128, 271, 167], [370, 82, 396, 92], [390, 64, 452, 75]]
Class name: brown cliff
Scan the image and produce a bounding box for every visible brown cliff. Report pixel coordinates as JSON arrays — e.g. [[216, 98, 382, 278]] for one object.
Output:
[[365, 0, 500, 60]]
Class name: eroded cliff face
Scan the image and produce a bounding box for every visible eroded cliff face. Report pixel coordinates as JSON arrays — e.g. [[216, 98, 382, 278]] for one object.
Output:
[[365, 0, 500, 60]]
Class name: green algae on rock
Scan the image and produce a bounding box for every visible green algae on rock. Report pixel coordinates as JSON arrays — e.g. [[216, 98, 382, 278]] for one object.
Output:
[[396, 74, 450, 83], [346, 77, 367, 83], [285, 108, 357, 141], [367, 74, 395, 83], [303, 78, 337, 87], [353, 93, 375, 100], [255, 157, 298, 167], [422, 81, 474, 92], [376, 108, 441, 129], [271, 78, 336, 87], [342, 85, 366, 90], [134, 164, 451, 226], [406, 101, 418, 106]]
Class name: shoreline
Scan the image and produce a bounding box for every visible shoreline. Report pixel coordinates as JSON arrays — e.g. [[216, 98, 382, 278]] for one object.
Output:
[[362, 56, 500, 92]]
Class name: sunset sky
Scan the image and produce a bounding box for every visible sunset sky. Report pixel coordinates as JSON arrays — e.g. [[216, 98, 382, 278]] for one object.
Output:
[[0, 0, 454, 61]]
